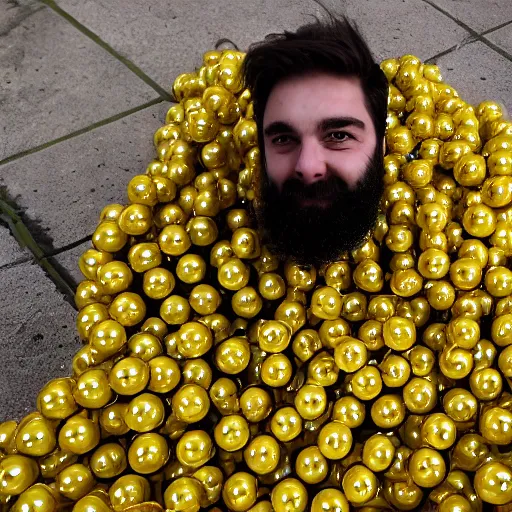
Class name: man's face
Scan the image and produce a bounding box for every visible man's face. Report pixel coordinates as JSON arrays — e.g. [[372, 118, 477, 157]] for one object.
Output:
[[256, 72, 385, 265]]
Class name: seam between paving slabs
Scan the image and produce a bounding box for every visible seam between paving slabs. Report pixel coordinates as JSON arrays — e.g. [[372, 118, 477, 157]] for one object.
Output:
[[0, 98, 165, 167], [422, 0, 512, 63], [425, 20, 512, 63], [0, 195, 77, 310], [40, 0, 174, 102]]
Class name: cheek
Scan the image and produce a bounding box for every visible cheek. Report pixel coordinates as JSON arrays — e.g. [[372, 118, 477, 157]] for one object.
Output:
[[329, 148, 374, 187], [263, 147, 295, 187]]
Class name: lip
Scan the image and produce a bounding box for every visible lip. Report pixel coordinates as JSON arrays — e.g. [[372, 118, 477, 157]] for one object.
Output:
[[299, 197, 333, 208]]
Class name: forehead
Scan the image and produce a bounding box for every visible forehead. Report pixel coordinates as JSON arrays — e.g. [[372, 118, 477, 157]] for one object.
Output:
[[263, 72, 373, 131]]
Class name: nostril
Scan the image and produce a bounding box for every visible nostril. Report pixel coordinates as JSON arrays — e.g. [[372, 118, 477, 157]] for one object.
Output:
[[295, 171, 304, 178], [313, 173, 323, 178]]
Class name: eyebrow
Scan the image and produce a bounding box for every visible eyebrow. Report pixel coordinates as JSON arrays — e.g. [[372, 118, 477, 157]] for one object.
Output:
[[263, 116, 366, 137], [319, 116, 366, 132]]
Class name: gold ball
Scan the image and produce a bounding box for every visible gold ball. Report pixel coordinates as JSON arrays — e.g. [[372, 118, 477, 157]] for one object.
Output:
[[215, 336, 251, 375], [362, 434, 396, 472], [334, 337, 367, 373], [172, 384, 210, 423], [244, 435, 280, 475], [74, 369, 113, 409], [128, 332, 163, 360], [97, 260, 133, 294], [342, 464, 378, 504], [270, 406, 302, 442], [182, 358, 213, 389], [371, 394, 406, 428], [294, 384, 327, 421], [125, 393, 165, 433], [37, 378, 77, 420], [109, 475, 150, 512], [449, 258, 482, 290], [128, 433, 169, 474], [222, 472, 258, 512], [176, 254, 207, 283], [58, 413, 100, 455], [56, 463, 95, 500], [351, 365, 383, 401], [232, 286, 263, 318], [443, 388, 478, 423], [383, 316, 416, 351], [100, 403, 130, 436], [90, 443, 127, 479], [421, 412, 457, 450], [187, 216, 218, 246], [218, 258, 250, 290], [407, 345, 435, 376], [317, 421, 352, 460], [311, 488, 349, 512], [470, 368, 502, 401], [92, 221, 128, 253], [76, 303, 110, 341], [0, 455, 39, 495], [311, 286, 342, 320], [409, 447, 446, 488], [73, 495, 112, 512], [462, 203, 497, 238], [142, 267, 175, 300], [271, 478, 308, 512], [164, 476, 205, 512], [209, 377, 239, 415], [380, 353, 411, 387], [332, 396, 365, 428], [438, 495, 473, 512], [178, 321, 213, 358], [259, 272, 286, 301], [108, 292, 146, 327], [176, 430, 213, 468], [109, 356, 149, 395], [403, 377, 437, 414], [10, 484, 58, 512], [240, 387, 272, 423], [479, 406, 512, 445], [261, 353, 292, 387], [118, 204, 152, 235]]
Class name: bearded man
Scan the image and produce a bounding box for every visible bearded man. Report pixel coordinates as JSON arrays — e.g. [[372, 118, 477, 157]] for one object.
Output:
[[243, 14, 389, 266]]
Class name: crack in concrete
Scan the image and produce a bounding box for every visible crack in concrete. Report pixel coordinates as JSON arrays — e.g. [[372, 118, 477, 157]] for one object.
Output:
[[39, 0, 174, 102], [0, 3, 45, 38], [0, 189, 77, 310], [422, 0, 512, 64], [0, 97, 165, 167]]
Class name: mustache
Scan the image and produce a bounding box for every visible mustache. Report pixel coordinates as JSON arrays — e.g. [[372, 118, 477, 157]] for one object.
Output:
[[279, 175, 350, 201]]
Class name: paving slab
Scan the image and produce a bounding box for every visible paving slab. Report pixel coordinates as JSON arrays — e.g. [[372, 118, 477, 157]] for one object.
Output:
[[427, 0, 512, 33], [434, 41, 512, 115], [486, 23, 512, 55], [0, 261, 80, 422], [0, 1, 158, 162], [0, 225, 31, 268], [55, 0, 468, 89], [49, 240, 92, 288], [0, 101, 170, 253]]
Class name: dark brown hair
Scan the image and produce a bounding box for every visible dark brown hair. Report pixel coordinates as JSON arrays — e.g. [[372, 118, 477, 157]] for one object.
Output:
[[242, 12, 389, 144]]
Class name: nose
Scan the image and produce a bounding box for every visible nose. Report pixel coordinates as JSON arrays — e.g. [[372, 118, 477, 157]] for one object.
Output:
[[294, 138, 327, 185]]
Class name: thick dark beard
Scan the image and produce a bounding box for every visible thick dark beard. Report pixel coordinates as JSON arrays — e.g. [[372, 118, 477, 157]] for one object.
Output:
[[254, 148, 384, 266]]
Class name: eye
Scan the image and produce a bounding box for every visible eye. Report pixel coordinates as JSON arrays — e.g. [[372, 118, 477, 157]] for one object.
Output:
[[271, 135, 296, 146], [326, 131, 353, 143]]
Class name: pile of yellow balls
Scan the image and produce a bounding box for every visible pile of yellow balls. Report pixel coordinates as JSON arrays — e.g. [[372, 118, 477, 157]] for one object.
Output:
[[1, 48, 512, 512]]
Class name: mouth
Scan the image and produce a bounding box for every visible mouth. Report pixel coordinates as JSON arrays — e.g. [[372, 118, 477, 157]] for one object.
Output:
[[298, 197, 333, 208]]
